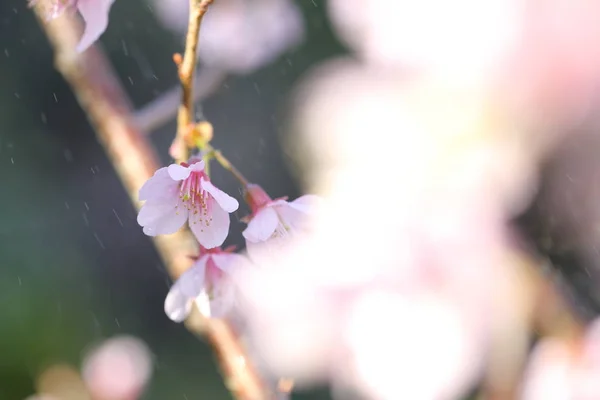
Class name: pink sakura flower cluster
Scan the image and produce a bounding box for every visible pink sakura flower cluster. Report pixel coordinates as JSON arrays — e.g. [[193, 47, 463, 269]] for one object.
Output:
[[137, 158, 317, 321], [30, 0, 116, 52]]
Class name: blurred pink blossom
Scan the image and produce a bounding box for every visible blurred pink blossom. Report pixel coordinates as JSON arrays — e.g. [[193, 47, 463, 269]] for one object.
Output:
[[327, 0, 520, 81], [235, 59, 533, 398], [82, 336, 152, 400], [498, 0, 600, 132], [326, 0, 600, 131], [31, 0, 116, 52], [233, 0, 600, 393], [150, 0, 304, 73]]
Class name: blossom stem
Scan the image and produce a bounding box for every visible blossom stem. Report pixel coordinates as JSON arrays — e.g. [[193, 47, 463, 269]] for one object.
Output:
[[174, 0, 215, 164], [172, 0, 249, 189], [208, 146, 250, 187]]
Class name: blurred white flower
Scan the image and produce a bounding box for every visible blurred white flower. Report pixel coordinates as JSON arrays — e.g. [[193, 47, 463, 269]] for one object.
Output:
[[150, 0, 304, 73]]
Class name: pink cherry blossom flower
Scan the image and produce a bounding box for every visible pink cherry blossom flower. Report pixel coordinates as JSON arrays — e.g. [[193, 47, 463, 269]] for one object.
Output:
[[137, 160, 239, 249], [30, 0, 116, 53], [241, 184, 320, 263], [164, 246, 248, 321]]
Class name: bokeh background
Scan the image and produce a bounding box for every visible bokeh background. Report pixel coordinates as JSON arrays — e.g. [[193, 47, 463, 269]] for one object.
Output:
[[5, 1, 600, 399], [0, 1, 344, 398]]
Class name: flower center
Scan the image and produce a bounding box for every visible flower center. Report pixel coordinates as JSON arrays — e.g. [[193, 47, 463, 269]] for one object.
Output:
[[178, 171, 213, 230]]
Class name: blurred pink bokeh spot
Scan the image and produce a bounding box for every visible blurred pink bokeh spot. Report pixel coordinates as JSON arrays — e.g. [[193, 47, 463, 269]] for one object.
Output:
[[82, 336, 153, 400]]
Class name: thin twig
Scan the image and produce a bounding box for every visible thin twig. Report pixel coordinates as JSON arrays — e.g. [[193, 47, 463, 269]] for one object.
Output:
[[133, 68, 226, 134], [210, 147, 250, 187], [32, 5, 270, 400], [173, 0, 215, 163]]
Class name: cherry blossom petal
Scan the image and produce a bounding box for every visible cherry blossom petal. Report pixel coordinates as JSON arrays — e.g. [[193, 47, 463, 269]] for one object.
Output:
[[211, 253, 248, 274], [167, 163, 192, 180], [164, 256, 208, 322], [189, 199, 231, 248], [287, 194, 321, 214], [76, 0, 116, 53], [207, 280, 236, 318], [245, 233, 290, 266], [137, 199, 187, 236], [268, 199, 289, 208], [201, 179, 239, 212], [194, 278, 237, 319], [139, 167, 175, 201], [189, 161, 206, 172], [194, 289, 212, 318], [243, 207, 280, 243], [273, 204, 306, 232]]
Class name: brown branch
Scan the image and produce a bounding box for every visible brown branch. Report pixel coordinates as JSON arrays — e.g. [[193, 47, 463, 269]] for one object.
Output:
[[173, 0, 215, 163], [32, 6, 270, 400]]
